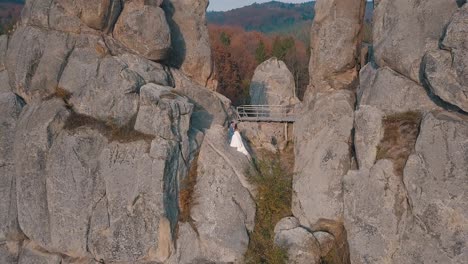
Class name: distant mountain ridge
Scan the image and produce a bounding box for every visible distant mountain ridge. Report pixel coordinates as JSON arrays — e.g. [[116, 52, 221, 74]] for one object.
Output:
[[208, 1, 373, 32], [207, 1, 316, 34]]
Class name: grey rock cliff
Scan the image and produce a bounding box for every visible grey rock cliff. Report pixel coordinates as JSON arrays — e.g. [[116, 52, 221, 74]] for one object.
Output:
[[0, 0, 235, 263]]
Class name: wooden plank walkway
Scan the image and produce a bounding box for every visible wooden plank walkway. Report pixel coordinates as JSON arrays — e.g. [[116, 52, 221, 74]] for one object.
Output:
[[235, 105, 297, 123]]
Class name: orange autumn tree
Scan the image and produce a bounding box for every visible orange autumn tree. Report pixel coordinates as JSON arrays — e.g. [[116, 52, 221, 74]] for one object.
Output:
[[209, 25, 309, 106]]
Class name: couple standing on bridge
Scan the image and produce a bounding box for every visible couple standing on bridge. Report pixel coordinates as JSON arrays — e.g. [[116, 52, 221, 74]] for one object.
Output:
[[228, 121, 250, 158]]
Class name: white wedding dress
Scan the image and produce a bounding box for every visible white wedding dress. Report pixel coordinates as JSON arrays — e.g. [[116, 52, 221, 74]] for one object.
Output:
[[230, 131, 250, 157]]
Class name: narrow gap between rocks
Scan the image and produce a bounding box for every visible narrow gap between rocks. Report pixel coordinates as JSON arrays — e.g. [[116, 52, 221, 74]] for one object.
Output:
[[244, 143, 294, 264]]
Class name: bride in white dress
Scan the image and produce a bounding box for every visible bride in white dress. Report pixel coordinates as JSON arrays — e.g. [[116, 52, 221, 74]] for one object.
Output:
[[230, 125, 251, 158]]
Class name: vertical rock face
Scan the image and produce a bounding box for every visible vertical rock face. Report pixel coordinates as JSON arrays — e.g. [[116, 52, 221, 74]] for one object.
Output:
[[293, 0, 467, 263], [162, 0, 215, 88], [373, 0, 459, 83], [250, 57, 299, 105], [308, 0, 366, 95], [0, 0, 246, 263], [422, 5, 468, 112], [342, 1, 468, 264], [398, 112, 468, 263], [288, 1, 366, 261], [293, 90, 355, 226]]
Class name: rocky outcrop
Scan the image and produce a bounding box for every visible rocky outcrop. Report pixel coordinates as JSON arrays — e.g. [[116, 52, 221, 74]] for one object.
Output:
[[373, 0, 459, 83], [288, 1, 365, 261], [343, 1, 468, 263], [250, 57, 299, 105], [423, 5, 468, 112], [162, 0, 215, 88], [308, 0, 366, 95], [294, 1, 467, 264], [114, 1, 171, 61], [0, 1, 237, 263]]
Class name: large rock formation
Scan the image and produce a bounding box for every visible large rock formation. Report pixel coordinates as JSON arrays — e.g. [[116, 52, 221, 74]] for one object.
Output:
[[0, 1, 254, 263], [162, 0, 215, 88], [308, 0, 367, 95], [289, 0, 467, 263], [373, 0, 459, 83], [281, 1, 366, 262], [343, 1, 468, 263], [250, 57, 299, 105]]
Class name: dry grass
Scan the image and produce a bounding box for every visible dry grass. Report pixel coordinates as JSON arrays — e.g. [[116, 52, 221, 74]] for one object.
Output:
[[64, 112, 154, 144], [244, 145, 294, 264], [376, 111, 422, 176], [179, 155, 199, 223]]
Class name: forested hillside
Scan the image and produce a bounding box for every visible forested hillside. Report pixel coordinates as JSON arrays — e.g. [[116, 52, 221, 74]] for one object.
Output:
[[209, 25, 309, 105]]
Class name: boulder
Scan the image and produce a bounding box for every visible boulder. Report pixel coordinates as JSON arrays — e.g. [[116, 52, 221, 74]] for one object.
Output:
[[0, 93, 24, 242], [308, 0, 366, 94], [343, 160, 409, 264], [250, 57, 299, 105], [14, 99, 70, 249], [354, 105, 384, 170], [114, 1, 171, 61], [358, 65, 439, 115], [274, 217, 321, 264], [59, 35, 143, 126], [135, 83, 193, 140], [162, 0, 215, 87], [178, 125, 256, 263], [373, 0, 459, 83], [423, 6, 468, 112], [397, 111, 468, 263], [293, 90, 355, 226]]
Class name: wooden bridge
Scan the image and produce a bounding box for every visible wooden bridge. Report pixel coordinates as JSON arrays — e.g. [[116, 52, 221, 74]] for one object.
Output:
[[235, 105, 297, 123]]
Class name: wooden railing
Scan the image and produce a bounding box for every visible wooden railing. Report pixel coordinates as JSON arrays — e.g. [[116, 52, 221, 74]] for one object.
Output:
[[235, 105, 297, 122]]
